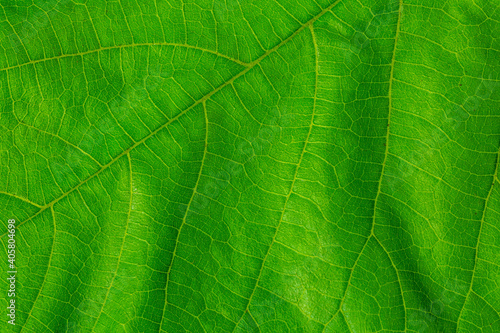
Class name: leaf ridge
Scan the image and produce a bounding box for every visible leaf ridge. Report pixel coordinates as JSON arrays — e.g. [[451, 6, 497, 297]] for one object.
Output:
[[158, 101, 209, 331], [90, 152, 134, 331], [457, 145, 500, 326], [0, 192, 43, 209], [14, 121, 103, 167], [333, 0, 406, 328], [232, 23, 322, 331], [22, 206, 57, 328], [0, 42, 249, 73]]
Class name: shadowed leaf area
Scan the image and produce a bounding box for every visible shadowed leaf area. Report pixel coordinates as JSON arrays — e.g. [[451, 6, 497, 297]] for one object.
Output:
[[0, 0, 499, 332]]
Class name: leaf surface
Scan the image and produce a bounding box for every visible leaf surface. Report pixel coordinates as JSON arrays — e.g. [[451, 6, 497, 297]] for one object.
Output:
[[0, 0, 499, 332]]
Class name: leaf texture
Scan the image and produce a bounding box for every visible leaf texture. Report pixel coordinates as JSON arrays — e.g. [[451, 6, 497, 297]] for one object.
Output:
[[0, 0, 499, 332]]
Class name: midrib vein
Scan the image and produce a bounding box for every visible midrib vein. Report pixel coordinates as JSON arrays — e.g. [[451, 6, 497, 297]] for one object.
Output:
[[0, 0, 343, 238]]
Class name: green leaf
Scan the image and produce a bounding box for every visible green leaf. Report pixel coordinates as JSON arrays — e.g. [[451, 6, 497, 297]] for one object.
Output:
[[0, 0, 499, 332]]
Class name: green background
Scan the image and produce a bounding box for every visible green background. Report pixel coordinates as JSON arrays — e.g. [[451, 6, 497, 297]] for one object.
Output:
[[0, 0, 499, 331]]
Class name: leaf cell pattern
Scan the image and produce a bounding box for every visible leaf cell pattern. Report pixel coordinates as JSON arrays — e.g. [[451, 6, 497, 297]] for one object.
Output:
[[0, 0, 499, 332]]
